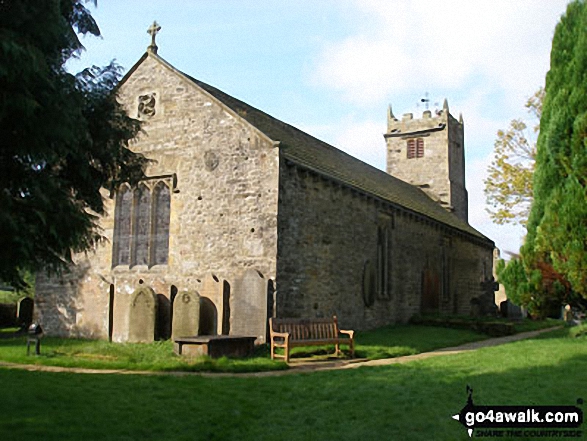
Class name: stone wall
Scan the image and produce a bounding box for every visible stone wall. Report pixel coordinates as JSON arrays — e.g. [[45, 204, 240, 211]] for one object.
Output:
[[34, 52, 494, 342], [35, 54, 279, 342], [276, 160, 493, 330]]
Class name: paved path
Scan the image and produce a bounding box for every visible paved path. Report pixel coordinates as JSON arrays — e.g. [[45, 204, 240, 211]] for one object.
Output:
[[0, 327, 561, 378]]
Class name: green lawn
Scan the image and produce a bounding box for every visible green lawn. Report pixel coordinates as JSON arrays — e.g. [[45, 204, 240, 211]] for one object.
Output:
[[0, 325, 584, 440], [0, 324, 493, 372], [0, 290, 21, 304]]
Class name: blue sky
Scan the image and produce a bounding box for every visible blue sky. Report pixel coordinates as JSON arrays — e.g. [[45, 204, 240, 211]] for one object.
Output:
[[69, 0, 572, 255]]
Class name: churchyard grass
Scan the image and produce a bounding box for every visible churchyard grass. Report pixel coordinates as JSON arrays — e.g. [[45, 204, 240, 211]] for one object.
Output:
[[0, 324, 493, 371], [0, 325, 584, 441], [0, 337, 287, 373], [0, 290, 20, 304], [0, 321, 558, 371]]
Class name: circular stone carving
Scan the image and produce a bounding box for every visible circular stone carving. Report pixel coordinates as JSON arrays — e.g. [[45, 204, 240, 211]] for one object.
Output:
[[181, 293, 191, 304], [204, 151, 220, 171], [137, 93, 157, 118]]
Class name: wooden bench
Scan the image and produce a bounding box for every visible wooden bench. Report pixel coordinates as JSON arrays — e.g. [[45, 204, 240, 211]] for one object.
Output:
[[269, 316, 354, 363]]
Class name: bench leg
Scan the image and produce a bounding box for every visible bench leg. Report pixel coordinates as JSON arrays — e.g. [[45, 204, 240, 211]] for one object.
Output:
[[270, 341, 275, 360]]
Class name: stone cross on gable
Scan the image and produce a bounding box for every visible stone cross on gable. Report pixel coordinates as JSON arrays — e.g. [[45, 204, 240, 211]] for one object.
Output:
[[147, 21, 161, 54]]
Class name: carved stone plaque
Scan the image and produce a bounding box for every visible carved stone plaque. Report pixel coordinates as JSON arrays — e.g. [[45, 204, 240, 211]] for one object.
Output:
[[137, 93, 157, 118], [204, 151, 219, 171]]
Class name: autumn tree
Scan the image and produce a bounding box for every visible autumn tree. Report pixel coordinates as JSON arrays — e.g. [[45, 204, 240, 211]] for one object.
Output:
[[484, 88, 543, 226], [0, 0, 147, 288]]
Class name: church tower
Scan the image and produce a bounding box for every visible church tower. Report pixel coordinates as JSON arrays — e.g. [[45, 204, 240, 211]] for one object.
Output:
[[384, 100, 468, 222]]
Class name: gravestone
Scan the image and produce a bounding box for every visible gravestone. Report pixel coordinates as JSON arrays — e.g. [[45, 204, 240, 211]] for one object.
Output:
[[500, 299, 524, 320], [231, 269, 268, 343], [171, 290, 200, 340], [17, 297, 34, 328], [128, 286, 157, 343], [200, 274, 230, 335]]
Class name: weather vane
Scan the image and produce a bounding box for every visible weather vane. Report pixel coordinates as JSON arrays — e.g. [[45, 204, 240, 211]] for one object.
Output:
[[147, 21, 161, 54], [420, 92, 430, 110]]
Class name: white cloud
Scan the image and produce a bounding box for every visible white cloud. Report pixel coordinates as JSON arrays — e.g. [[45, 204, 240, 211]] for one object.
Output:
[[312, 0, 568, 107], [307, 0, 566, 254]]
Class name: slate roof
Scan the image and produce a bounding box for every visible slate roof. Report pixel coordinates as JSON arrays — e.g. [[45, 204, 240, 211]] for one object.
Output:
[[130, 53, 492, 244]]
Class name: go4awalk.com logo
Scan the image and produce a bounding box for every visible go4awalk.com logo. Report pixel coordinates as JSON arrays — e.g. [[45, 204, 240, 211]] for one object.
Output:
[[452, 386, 584, 438]]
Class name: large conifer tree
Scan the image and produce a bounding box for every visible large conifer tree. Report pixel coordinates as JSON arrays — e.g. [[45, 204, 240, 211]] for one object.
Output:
[[522, 0, 587, 302], [0, 1, 147, 287]]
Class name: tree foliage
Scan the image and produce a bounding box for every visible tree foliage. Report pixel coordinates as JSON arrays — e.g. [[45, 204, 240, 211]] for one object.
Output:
[[0, 0, 147, 288], [484, 88, 543, 226], [500, 0, 587, 315]]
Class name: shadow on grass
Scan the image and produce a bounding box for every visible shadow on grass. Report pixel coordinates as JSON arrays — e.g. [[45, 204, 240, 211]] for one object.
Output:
[[0, 334, 585, 440]]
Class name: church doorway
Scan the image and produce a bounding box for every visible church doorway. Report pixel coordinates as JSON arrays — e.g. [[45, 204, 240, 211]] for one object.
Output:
[[421, 269, 440, 313]]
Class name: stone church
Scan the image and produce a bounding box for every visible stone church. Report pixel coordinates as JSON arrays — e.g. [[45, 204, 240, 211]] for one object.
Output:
[[35, 31, 495, 344]]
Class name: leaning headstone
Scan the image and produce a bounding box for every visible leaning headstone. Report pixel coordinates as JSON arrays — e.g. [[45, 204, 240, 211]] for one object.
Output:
[[17, 297, 34, 328], [231, 269, 268, 343], [128, 286, 157, 343], [171, 291, 200, 340]]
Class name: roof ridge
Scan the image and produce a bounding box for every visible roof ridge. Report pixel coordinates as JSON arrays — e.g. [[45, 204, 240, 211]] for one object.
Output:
[[177, 71, 491, 244]]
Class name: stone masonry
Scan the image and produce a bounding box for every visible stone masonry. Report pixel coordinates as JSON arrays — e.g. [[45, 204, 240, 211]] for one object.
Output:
[[385, 101, 468, 222], [35, 44, 495, 342], [36, 54, 279, 343]]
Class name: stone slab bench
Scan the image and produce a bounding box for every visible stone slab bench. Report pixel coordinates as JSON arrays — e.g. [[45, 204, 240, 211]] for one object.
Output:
[[269, 316, 354, 363], [174, 335, 256, 359]]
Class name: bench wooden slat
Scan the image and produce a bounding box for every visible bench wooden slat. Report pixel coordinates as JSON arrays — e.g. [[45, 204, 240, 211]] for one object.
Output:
[[269, 316, 355, 363]]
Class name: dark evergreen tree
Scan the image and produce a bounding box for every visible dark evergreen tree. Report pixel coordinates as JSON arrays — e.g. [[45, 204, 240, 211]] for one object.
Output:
[[516, 0, 587, 310], [0, 0, 147, 287]]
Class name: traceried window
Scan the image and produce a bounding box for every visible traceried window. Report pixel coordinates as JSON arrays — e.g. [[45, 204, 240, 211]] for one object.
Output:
[[112, 180, 171, 268], [407, 138, 424, 159]]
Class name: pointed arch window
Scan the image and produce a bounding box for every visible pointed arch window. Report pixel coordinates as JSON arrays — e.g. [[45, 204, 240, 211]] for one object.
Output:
[[151, 182, 171, 266], [112, 185, 132, 266], [376, 214, 393, 300], [131, 184, 151, 266], [377, 225, 391, 299]]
